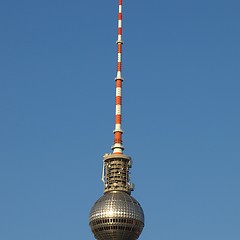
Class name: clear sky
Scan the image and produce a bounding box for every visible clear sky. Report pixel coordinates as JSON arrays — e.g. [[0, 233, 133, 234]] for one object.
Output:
[[1, 0, 240, 239]]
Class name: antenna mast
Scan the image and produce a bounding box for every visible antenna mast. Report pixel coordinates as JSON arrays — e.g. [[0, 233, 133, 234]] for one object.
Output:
[[112, 0, 124, 154]]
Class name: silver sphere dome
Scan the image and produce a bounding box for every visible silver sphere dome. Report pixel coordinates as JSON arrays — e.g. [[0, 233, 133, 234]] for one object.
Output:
[[89, 191, 144, 240]]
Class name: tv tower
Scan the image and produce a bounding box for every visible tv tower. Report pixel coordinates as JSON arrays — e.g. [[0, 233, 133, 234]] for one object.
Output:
[[89, 0, 144, 239]]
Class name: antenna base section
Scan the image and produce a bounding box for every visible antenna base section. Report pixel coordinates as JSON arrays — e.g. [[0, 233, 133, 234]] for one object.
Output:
[[102, 153, 133, 194]]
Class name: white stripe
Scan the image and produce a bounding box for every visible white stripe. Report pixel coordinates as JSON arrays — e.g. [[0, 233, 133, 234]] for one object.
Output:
[[114, 124, 123, 133], [113, 143, 123, 148], [119, 5, 122, 13], [117, 36, 122, 43], [118, 20, 122, 28], [118, 53, 122, 62], [113, 148, 123, 153], [116, 87, 121, 96], [115, 124, 122, 131], [116, 105, 121, 114], [116, 71, 122, 79]]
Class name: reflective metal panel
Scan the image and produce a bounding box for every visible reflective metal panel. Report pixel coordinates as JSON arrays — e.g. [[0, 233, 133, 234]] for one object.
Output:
[[89, 191, 144, 240]]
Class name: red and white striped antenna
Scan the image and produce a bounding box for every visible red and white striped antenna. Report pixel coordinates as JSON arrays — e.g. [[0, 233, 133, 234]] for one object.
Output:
[[112, 0, 124, 154]]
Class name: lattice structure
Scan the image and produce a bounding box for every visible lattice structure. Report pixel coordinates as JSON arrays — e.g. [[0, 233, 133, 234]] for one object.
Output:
[[103, 154, 134, 193]]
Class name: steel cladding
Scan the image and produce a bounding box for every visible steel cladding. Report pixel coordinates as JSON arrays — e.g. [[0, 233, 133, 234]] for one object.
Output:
[[89, 191, 144, 240]]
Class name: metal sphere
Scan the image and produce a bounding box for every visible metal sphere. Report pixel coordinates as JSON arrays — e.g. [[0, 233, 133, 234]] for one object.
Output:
[[89, 191, 144, 240]]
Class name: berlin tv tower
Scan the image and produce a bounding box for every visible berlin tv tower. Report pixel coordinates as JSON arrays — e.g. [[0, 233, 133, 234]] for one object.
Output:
[[89, 1, 145, 239]]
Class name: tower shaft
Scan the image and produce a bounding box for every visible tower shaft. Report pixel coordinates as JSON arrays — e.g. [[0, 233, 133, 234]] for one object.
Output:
[[89, 1, 144, 239]]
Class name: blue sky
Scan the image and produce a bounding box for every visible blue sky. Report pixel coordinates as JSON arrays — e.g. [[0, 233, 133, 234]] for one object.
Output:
[[1, 0, 240, 239]]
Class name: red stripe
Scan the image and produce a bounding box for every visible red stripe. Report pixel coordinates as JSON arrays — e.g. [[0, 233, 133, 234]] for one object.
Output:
[[118, 28, 122, 35], [116, 96, 122, 105], [118, 13, 122, 20], [115, 114, 121, 124], [116, 80, 122, 87], [117, 62, 121, 71], [118, 45, 122, 53], [114, 131, 122, 143]]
